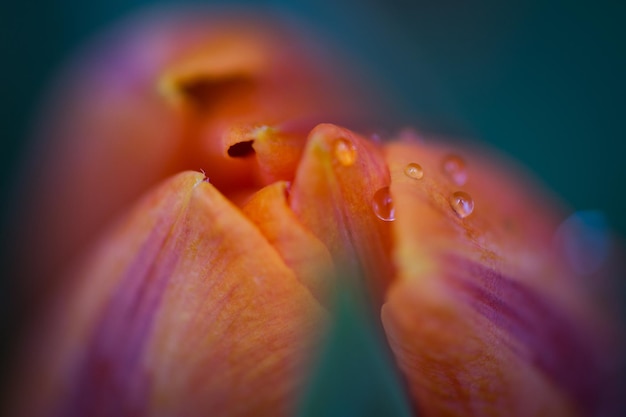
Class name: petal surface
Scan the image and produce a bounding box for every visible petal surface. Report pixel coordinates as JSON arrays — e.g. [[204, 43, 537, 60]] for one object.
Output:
[[381, 139, 624, 416], [242, 181, 335, 306], [15, 10, 380, 296], [223, 120, 312, 185], [11, 171, 326, 417], [288, 123, 395, 305]]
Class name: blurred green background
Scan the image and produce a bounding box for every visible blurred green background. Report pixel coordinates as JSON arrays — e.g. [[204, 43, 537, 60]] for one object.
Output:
[[1, 0, 625, 233]]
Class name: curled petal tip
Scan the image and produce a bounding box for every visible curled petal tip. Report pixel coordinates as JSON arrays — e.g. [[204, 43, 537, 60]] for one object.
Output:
[[289, 123, 396, 306]]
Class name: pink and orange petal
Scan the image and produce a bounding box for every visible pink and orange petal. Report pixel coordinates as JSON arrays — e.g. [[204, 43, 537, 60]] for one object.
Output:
[[12, 172, 327, 417], [381, 138, 624, 416], [9, 9, 625, 417]]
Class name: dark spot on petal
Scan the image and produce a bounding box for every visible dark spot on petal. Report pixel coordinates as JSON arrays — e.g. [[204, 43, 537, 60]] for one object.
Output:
[[177, 75, 255, 112], [227, 140, 255, 158]]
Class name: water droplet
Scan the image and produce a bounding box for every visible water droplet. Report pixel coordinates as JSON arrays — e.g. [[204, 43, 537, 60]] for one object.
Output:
[[372, 186, 395, 222], [334, 138, 356, 166], [442, 154, 467, 185], [449, 191, 474, 218], [404, 163, 424, 179]]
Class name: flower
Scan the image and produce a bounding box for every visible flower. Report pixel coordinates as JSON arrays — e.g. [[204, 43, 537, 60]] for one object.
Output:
[[9, 8, 624, 417]]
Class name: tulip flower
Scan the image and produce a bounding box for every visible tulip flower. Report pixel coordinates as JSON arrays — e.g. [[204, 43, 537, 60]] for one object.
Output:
[[8, 7, 624, 417]]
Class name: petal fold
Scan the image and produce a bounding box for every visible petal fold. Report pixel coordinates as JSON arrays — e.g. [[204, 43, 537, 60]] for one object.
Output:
[[289, 123, 395, 305], [12, 171, 326, 417], [242, 181, 335, 306]]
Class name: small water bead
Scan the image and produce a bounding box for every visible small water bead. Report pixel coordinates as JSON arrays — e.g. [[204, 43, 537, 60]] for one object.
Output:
[[442, 154, 467, 186], [372, 186, 396, 222], [404, 163, 424, 179], [333, 138, 357, 166], [449, 191, 474, 218]]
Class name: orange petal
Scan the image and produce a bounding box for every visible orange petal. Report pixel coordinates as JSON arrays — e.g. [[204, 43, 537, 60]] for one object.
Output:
[[288, 123, 395, 305], [381, 138, 623, 416], [223, 120, 312, 185], [242, 181, 335, 306], [11, 171, 326, 417], [15, 10, 377, 297]]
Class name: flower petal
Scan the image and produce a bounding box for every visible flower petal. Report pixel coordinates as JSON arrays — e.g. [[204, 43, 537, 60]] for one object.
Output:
[[223, 120, 311, 185], [288, 123, 395, 305], [16, 10, 376, 296], [12, 171, 326, 417], [381, 139, 624, 416], [242, 181, 335, 306]]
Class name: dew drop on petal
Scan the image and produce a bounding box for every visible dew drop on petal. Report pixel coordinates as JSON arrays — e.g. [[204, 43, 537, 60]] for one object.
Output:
[[442, 154, 467, 185], [334, 138, 357, 166], [404, 163, 424, 179], [449, 191, 474, 218], [372, 186, 396, 222]]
